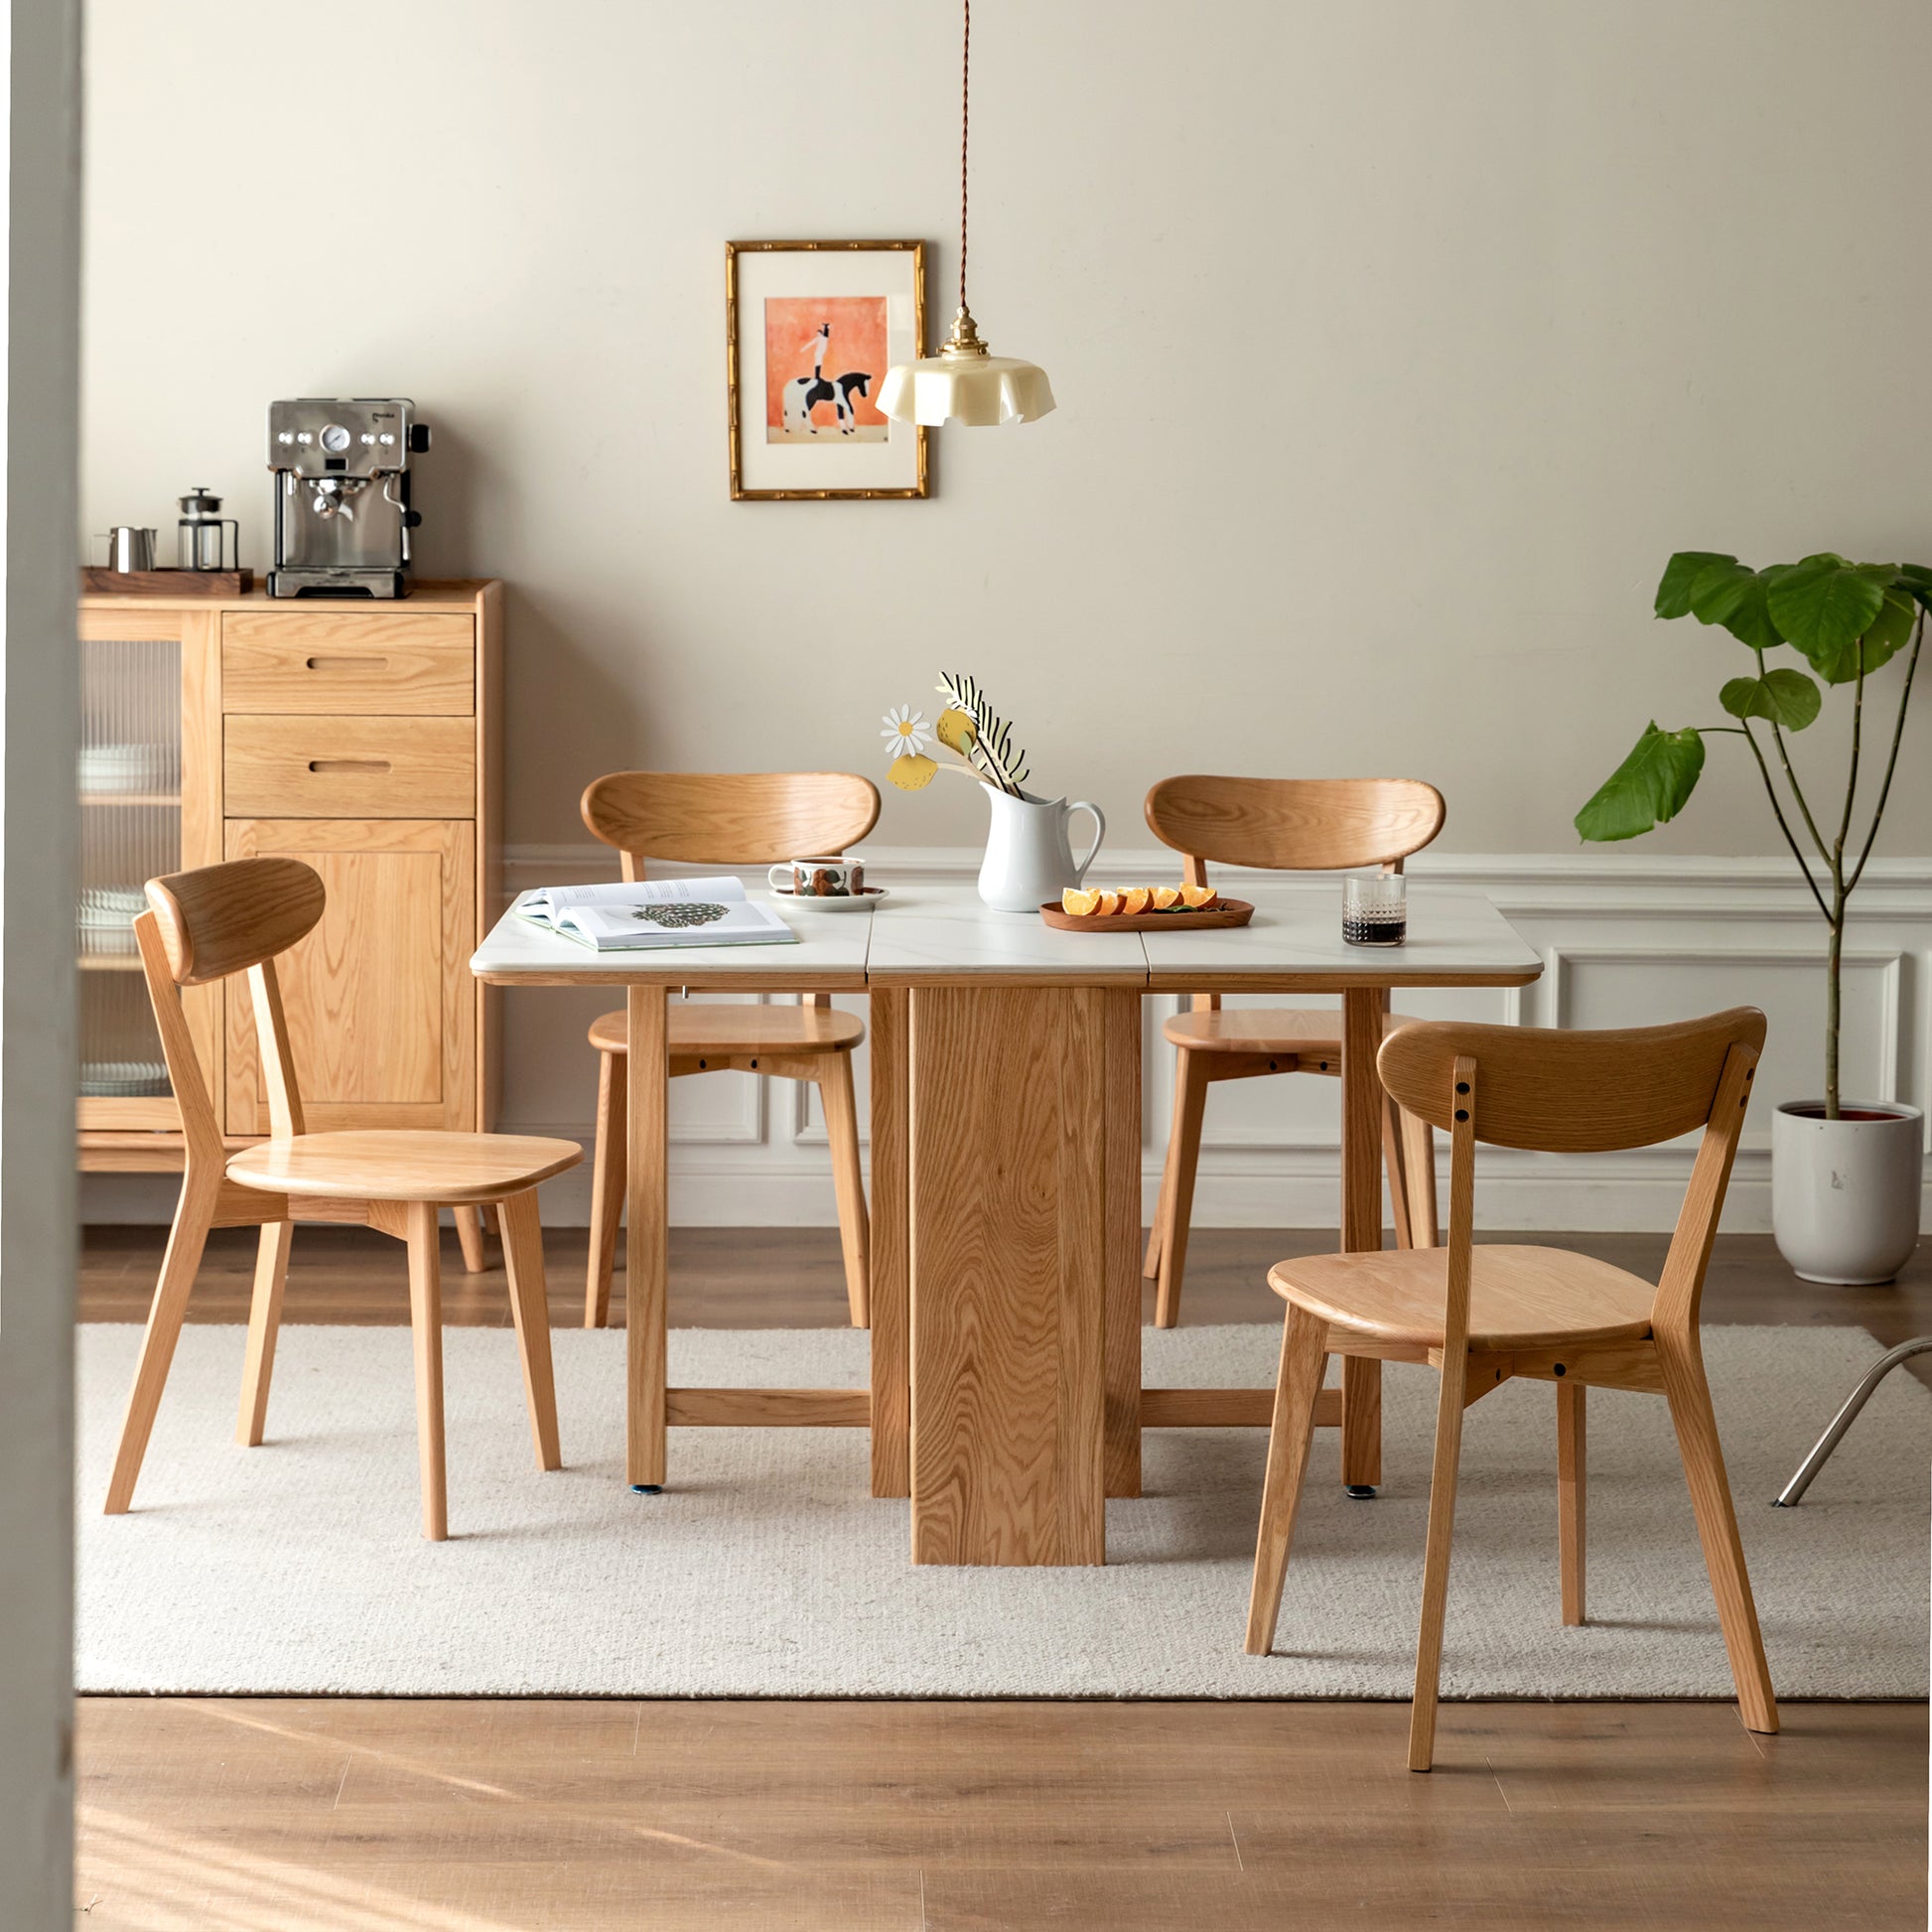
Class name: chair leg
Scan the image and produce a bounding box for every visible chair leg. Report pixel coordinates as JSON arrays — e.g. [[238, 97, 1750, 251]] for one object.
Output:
[[1244, 1305, 1330, 1654], [1409, 1349, 1470, 1771], [584, 1047, 626, 1329], [819, 1053, 871, 1328], [405, 1200, 449, 1541], [1142, 1121, 1174, 1283], [498, 1189, 562, 1471], [1153, 1047, 1209, 1329], [454, 1205, 488, 1275], [104, 1173, 219, 1514], [1400, 1107, 1438, 1248], [1383, 1099, 1414, 1249], [1558, 1381, 1586, 1626], [1658, 1334, 1778, 1733], [235, 1220, 295, 1448]]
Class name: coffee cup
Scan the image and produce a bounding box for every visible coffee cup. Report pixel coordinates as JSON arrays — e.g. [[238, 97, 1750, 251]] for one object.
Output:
[[768, 857, 864, 898]]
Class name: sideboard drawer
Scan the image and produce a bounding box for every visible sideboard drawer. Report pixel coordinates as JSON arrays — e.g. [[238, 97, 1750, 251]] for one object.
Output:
[[224, 715, 476, 817], [221, 612, 475, 715]]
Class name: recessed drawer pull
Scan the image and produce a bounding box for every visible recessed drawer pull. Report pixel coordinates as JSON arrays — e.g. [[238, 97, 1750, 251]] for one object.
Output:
[[305, 654, 388, 672], [308, 759, 391, 776]]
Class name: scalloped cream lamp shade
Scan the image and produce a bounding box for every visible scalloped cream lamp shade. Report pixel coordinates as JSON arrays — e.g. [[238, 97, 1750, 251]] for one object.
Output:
[[880, 311, 1055, 426], [881, 1, 1054, 430]]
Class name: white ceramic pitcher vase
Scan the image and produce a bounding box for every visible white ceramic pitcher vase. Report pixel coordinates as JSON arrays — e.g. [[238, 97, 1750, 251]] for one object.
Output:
[[977, 786, 1105, 912]]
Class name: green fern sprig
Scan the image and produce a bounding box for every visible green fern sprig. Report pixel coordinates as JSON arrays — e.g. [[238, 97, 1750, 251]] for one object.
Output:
[[935, 671, 1031, 797]]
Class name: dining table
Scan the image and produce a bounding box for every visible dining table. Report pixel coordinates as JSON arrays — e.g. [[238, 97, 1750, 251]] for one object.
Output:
[[471, 880, 1543, 1567]]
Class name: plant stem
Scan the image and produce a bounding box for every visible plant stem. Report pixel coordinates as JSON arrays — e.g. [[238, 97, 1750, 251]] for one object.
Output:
[[1849, 610, 1924, 895], [1821, 637, 1866, 1121], [1826, 906, 1843, 1119], [1737, 720, 1833, 923], [1755, 645, 1832, 862]]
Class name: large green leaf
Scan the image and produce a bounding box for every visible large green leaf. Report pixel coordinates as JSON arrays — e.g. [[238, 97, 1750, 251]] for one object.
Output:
[[1896, 562, 1932, 612], [1687, 560, 1784, 650], [1859, 587, 1918, 670], [1575, 723, 1707, 842], [1719, 667, 1822, 731], [1764, 554, 1895, 680], [1655, 551, 1737, 621]]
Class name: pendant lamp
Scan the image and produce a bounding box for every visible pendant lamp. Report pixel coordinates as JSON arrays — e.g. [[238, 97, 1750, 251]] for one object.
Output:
[[879, 0, 1055, 428]]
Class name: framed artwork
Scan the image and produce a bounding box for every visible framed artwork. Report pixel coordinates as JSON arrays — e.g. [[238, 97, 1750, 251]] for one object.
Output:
[[727, 240, 928, 500]]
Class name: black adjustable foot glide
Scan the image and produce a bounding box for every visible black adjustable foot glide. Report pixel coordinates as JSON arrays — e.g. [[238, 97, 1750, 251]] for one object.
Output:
[[630, 1484, 663, 1495], [1345, 1484, 1377, 1500]]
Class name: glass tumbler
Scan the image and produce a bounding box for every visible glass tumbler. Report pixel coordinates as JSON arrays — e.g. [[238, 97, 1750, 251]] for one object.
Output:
[[1342, 873, 1407, 946]]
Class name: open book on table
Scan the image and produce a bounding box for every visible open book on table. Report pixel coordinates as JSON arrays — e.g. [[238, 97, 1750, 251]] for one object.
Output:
[[514, 876, 797, 951]]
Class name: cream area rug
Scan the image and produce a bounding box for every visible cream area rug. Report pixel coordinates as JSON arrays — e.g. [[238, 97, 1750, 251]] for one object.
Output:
[[77, 1323, 1927, 1700]]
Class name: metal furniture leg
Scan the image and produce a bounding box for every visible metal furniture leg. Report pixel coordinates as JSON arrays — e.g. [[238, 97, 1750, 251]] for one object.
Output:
[[1771, 1337, 1932, 1507]]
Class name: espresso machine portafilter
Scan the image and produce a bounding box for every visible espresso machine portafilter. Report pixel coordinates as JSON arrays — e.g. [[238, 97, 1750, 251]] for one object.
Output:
[[266, 398, 430, 598]]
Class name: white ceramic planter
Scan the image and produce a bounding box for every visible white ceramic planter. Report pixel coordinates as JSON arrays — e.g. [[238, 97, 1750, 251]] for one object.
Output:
[[1771, 1100, 1924, 1286]]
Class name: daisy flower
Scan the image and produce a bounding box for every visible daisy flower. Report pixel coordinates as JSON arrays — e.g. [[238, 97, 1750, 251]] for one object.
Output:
[[880, 705, 931, 759]]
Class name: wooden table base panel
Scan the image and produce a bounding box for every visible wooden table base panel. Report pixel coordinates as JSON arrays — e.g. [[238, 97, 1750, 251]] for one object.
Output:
[[867, 988, 911, 1498], [908, 986, 1131, 1566], [1103, 990, 1144, 1498]]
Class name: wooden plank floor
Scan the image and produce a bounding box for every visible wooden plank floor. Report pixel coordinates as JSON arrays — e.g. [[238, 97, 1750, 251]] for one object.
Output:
[[77, 1224, 1931, 1930]]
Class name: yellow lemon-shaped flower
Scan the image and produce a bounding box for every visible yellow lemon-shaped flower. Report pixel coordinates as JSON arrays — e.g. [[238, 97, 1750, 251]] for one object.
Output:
[[935, 706, 978, 755], [888, 754, 939, 791]]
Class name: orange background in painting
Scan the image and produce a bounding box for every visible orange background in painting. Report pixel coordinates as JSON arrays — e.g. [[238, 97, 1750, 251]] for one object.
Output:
[[763, 295, 890, 430]]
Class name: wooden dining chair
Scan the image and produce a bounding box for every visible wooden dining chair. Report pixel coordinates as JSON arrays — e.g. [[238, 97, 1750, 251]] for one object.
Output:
[[1142, 775, 1449, 1325], [1245, 1008, 1777, 1770], [578, 770, 880, 1330], [104, 858, 583, 1540]]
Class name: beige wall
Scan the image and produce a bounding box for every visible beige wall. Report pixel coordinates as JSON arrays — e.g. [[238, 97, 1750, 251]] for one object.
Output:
[[81, 0, 1930, 859]]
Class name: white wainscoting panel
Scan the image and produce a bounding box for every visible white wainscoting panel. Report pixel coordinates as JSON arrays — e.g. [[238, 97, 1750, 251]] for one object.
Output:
[[82, 848, 1932, 1234]]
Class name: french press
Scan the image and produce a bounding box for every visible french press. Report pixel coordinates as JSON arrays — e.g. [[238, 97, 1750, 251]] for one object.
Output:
[[176, 487, 239, 572]]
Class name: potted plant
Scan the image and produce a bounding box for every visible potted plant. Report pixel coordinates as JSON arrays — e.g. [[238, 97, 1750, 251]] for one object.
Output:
[[1577, 550, 1927, 1284]]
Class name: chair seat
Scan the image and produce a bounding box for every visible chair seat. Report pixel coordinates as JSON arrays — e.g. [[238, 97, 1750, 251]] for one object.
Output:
[[1163, 1005, 1410, 1060], [1269, 1244, 1656, 1351], [589, 1004, 865, 1058], [227, 1131, 584, 1205]]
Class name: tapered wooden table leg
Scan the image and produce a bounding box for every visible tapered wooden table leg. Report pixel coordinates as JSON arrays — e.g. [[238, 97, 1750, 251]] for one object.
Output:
[[1339, 987, 1385, 1493], [868, 988, 910, 1498], [625, 985, 669, 1491], [907, 984, 1116, 1565]]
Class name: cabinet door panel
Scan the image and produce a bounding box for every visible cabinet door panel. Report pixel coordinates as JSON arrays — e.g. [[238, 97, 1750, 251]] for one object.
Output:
[[224, 819, 476, 1134]]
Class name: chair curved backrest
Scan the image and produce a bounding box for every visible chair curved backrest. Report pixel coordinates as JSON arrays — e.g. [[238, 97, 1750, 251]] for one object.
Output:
[[580, 771, 881, 879], [1144, 775, 1446, 882], [1378, 1008, 1766, 1335], [144, 858, 327, 987], [137, 858, 329, 1160], [1376, 1009, 1765, 1154]]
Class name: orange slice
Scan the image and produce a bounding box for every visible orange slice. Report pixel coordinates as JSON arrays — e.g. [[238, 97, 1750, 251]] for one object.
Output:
[[1095, 891, 1122, 916], [1060, 887, 1102, 917], [1179, 884, 1219, 909], [1120, 886, 1152, 915], [1150, 885, 1181, 910]]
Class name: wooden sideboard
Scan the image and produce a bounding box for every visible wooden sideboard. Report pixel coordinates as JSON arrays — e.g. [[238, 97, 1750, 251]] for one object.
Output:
[[77, 580, 502, 1173]]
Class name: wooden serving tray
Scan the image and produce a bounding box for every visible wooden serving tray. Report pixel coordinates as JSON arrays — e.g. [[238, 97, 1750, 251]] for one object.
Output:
[[1038, 897, 1255, 933], [80, 567, 254, 597]]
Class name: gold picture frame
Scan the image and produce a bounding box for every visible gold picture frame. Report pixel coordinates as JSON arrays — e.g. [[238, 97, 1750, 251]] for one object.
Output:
[[727, 239, 929, 500]]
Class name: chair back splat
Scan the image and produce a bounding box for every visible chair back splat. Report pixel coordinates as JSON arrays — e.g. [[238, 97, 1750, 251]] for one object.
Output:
[[137, 858, 331, 1163], [1144, 775, 1446, 884], [580, 771, 880, 881], [144, 856, 326, 986]]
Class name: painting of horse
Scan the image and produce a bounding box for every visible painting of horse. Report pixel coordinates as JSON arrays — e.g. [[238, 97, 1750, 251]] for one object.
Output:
[[762, 295, 891, 444]]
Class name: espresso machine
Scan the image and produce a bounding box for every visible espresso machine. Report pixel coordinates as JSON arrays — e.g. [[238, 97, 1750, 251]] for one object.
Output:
[[266, 398, 430, 597]]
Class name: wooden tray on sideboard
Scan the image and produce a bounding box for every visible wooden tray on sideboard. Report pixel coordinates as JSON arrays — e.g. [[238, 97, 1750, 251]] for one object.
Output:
[[1037, 897, 1254, 933], [80, 567, 254, 597]]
